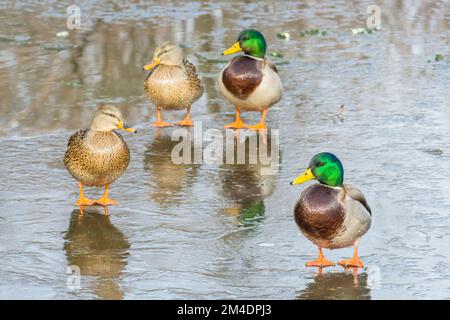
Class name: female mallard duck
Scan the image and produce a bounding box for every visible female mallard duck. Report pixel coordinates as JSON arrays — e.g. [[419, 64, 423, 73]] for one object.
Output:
[[291, 152, 372, 268], [218, 29, 282, 130], [64, 105, 136, 207], [143, 42, 203, 127]]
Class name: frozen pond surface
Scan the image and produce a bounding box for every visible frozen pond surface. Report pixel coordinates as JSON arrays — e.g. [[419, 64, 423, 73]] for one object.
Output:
[[0, 1, 449, 299]]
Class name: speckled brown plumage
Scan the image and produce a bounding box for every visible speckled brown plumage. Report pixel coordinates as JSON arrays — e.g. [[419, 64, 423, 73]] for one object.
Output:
[[144, 59, 203, 110], [64, 129, 130, 187]]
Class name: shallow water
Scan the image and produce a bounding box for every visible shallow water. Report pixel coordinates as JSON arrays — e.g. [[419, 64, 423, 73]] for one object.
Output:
[[0, 0, 449, 299]]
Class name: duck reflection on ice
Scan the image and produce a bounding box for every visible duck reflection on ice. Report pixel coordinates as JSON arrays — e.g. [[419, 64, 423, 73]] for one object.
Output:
[[297, 271, 371, 300], [219, 131, 279, 227], [64, 208, 130, 300], [144, 131, 200, 208]]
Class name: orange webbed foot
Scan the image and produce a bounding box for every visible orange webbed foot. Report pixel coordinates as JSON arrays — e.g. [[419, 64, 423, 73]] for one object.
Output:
[[224, 121, 248, 129], [224, 109, 248, 129], [306, 247, 335, 268], [338, 257, 364, 268], [94, 197, 118, 207], [339, 241, 364, 269], [75, 182, 95, 206], [94, 184, 118, 207], [75, 197, 95, 207], [305, 258, 335, 268], [150, 120, 173, 128], [246, 122, 267, 131], [177, 118, 194, 127], [247, 109, 268, 131]]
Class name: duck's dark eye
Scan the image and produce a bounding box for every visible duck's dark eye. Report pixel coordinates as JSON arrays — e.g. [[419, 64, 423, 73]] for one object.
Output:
[[103, 112, 120, 120], [317, 162, 325, 167]]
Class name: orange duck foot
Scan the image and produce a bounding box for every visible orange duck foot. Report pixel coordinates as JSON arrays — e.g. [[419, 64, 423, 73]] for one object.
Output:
[[247, 109, 268, 131], [75, 197, 95, 207], [150, 120, 173, 128], [338, 258, 364, 268], [177, 118, 194, 127], [246, 122, 267, 131], [94, 197, 118, 207], [305, 258, 335, 268], [224, 110, 248, 129], [224, 121, 248, 129], [306, 248, 335, 268]]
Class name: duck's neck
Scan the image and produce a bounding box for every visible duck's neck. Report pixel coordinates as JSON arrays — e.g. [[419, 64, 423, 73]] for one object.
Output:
[[319, 181, 343, 190], [244, 53, 264, 61]]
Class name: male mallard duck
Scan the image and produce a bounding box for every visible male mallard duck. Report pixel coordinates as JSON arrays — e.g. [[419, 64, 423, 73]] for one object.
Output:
[[64, 105, 136, 207], [143, 42, 203, 127], [290, 152, 372, 268], [218, 29, 282, 130]]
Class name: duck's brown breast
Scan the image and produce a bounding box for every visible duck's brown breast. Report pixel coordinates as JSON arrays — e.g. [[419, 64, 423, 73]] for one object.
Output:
[[294, 184, 345, 245], [64, 130, 130, 187], [222, 55, 264, 100]]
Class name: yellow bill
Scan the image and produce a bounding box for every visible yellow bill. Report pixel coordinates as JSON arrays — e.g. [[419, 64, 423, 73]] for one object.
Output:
[[143, 58, 161, 71], [117, 120, 137, 133], [222, 42, 242, 56], [291, 168, 314, 185]]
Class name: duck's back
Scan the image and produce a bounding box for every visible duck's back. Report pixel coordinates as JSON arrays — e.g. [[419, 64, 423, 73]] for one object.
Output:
[[64, 130, 130, 187], [294, 184, 345, 248], [144, 59, 203, 109]]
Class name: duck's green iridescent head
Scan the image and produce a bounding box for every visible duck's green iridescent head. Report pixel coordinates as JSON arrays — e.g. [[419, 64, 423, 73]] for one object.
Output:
[[291, 152, 344, 187], [222, 29, 267, 59]]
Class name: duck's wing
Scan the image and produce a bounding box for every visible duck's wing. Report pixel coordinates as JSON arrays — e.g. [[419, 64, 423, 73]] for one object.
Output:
[[344, 184, 372, 215], [67, 129, 88, 148], [144, 68, 157, 92], [183, 59, 204, 95], [265, 58, 278, 74], [64, 129, 89, 170]]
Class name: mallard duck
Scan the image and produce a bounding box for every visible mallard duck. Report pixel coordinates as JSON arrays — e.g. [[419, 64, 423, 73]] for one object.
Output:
[[143, 42, 203, 127], [218, 29, 282, 130], [64, 105, 136, 207], [290, 152, 372, 268]]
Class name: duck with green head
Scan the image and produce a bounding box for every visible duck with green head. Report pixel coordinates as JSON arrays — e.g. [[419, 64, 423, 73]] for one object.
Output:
[[291, 152, 372, 269], [218, 29, 282, 130]]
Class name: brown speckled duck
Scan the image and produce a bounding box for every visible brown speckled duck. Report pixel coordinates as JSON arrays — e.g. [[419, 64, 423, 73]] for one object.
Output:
[[219, 29, 282, 130], [64, 105, 136, 207], [291, 152, 372, 269], [143, 42, 203, 127]]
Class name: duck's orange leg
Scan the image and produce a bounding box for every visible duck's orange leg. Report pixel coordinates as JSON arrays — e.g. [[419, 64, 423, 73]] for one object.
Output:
[[224, 108, 247, 129], [94, 184, 118, 206], [338, 241, 364, 268], [177, 106, 194, 127], [247, 108, 268, 131], [306, 247, 335, 268], [151, 107, 173, 127], [75, 182, 95, 206]]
